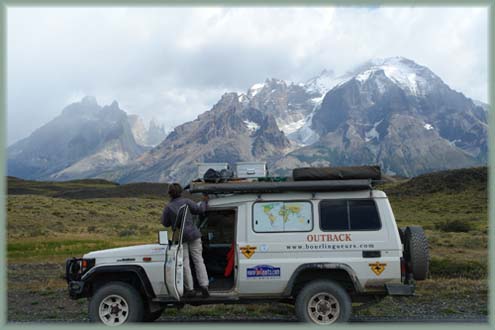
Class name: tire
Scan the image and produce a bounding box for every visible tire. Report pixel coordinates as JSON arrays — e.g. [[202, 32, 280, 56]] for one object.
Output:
[[403, 226, 429, 280], [89, 282, 145, 325], [143, 308, 165, 322], [398, 227, 406, 243], [295, 280, 351, 324]]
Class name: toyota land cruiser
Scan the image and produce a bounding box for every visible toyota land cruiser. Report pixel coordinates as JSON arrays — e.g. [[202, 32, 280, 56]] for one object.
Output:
[[65, 170, 429, 325]]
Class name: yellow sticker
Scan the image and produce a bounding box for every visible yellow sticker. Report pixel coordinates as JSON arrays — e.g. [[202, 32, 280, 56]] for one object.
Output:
[[240, 245, 257, 259], [369, 262, 387, 276]]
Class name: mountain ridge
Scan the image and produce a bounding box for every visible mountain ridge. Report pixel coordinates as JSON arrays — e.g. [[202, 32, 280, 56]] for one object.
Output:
[[8, 56, 489, 183]]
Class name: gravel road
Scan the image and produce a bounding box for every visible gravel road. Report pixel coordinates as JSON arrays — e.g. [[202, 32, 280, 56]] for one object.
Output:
[[7, 263, 488, 324]]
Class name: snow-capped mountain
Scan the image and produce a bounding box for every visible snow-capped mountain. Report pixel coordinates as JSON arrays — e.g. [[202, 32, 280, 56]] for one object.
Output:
[[8, 57, 488, 183], [275, 57, 488, 177], [8, 97, 146, 180]]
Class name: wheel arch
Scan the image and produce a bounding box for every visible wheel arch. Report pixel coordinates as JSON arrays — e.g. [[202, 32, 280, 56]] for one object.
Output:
[[283, 263, 363, 297], [82, 265, 156, 299]]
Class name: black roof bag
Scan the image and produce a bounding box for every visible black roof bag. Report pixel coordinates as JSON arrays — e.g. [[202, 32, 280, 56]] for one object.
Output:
[[293, 165, 381, 181]]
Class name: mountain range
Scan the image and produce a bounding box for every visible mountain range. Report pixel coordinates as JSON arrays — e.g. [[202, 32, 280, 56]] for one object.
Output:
[[7, 96, 166, 180], [7, 57, 488, 183]]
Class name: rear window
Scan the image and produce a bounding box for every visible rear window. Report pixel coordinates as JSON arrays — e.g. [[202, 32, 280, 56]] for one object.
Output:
[[319, 199, 381, 231]]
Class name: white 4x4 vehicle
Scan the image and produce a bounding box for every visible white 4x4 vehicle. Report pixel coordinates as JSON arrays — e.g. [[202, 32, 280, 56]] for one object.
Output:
[[66, 172, 429, 325]]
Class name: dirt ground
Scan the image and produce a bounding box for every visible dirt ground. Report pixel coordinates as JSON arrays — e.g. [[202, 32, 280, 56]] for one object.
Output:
[[7, 262, 488, 323]]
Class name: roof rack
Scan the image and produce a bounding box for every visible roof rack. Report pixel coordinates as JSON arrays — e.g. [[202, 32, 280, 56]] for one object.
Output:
[[188, 179, 375, 194]]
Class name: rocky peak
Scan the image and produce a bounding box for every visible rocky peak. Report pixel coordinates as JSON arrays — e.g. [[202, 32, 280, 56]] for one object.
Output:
[[81, 95, 98, 106], [62, 96, 101, 118], [8, 97, 145, 180]]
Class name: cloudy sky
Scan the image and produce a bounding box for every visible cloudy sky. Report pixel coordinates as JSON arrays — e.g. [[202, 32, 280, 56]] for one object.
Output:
[[7, 6, 488, 145]]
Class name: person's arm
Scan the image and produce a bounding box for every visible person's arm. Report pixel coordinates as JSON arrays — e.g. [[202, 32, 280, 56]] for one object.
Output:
[[186, 195, 208, 215]]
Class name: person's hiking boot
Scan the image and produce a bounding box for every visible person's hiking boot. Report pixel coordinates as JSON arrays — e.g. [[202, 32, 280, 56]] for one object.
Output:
[[200, 286, 210, 298], [184, 290, 196, 298]]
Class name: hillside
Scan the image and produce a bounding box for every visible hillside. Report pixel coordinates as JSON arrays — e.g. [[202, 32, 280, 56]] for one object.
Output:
[[384, 166, 487, 196], [7, 176, 171, 200]]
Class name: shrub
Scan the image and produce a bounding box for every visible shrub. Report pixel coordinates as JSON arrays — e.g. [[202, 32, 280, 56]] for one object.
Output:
[[52, 221, 66, 232], [52, 211, 63, 217], [435, 219, 472, 232], [118, 228, 136, 237], [429, 257, 486, 279]]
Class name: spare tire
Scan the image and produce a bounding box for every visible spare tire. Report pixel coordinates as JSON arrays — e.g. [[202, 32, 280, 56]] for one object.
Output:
[[403, 226, 429, 280], [398, 227, 406, 244]]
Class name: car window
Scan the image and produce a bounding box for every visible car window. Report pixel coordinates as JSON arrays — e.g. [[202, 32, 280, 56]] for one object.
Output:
[[349, 200, 381, 230], [319, 199, 381, 231], [253, 201, 313, 233], [319, 200, 348, 231]]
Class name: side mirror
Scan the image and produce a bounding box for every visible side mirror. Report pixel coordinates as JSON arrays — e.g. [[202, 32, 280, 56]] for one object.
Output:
[[158, 231, 169, 245]]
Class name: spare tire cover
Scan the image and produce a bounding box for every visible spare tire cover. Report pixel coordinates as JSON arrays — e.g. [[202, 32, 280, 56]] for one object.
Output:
[[404, 226, 429, 280]]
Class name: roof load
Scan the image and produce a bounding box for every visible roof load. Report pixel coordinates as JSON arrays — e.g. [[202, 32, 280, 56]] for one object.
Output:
[[293, 165, 381, 181], [188, 179, 373, 194]]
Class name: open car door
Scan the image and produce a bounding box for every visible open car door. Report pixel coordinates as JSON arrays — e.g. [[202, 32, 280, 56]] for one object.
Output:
[[165, 204, 188, 300]]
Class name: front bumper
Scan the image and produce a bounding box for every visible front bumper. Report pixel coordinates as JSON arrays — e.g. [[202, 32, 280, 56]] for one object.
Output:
[[65, 258, 91, 299], [68, 280, 86, 299]]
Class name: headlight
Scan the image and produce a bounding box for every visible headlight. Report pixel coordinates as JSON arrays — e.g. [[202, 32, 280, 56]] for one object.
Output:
[[66, 258, 95, 281]]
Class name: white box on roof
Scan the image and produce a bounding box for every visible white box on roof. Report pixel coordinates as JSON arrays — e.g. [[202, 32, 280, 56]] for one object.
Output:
[[235, 162, 267, 178], [197, 162, 229, 179]]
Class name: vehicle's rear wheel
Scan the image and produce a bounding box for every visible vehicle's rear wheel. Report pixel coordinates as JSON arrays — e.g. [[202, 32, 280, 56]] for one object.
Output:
[[295, 280, 351, 324], [89, 282, 144, 324], [398, 227, 406, 243], [403, 226, 429, 280]]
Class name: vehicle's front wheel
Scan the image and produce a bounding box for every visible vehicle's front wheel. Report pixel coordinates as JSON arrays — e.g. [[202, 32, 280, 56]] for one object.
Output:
[[295, 280, 351, 324], [89, 282, 144, 325]]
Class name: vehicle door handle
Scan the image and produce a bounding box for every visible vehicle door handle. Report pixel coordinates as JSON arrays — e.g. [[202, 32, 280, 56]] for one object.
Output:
[[362, 250, 381, 258]]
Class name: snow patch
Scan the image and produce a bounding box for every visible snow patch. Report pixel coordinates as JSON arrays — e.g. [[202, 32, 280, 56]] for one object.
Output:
[[243, 120, 260, 133], [238, 93, 248, 103], [448, 139, 461, 147], [356, 70, 373, 82], [381, 65, 420, 95], [280, 118, 306, 135], [304, 70, 350, 95], [287, 109, 320, 146], [310, 95, 325, 105], [248, 83, 265, 97], [365, 120, 383, 142], [424, 123, 434, 130], [350, 57, 433, 96]]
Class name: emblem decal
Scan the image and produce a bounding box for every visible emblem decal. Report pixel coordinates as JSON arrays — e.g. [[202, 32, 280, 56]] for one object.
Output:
[[369, 262, 387, 276], [240, 245, 257, 259], [247, 265, 281, 278]]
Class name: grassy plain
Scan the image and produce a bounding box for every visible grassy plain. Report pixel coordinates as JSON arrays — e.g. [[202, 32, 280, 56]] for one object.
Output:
[[6, 167, 488, 320]]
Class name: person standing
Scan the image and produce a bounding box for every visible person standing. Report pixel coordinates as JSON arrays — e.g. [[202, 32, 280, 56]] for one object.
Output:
[[160, 183, 210, 298]]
